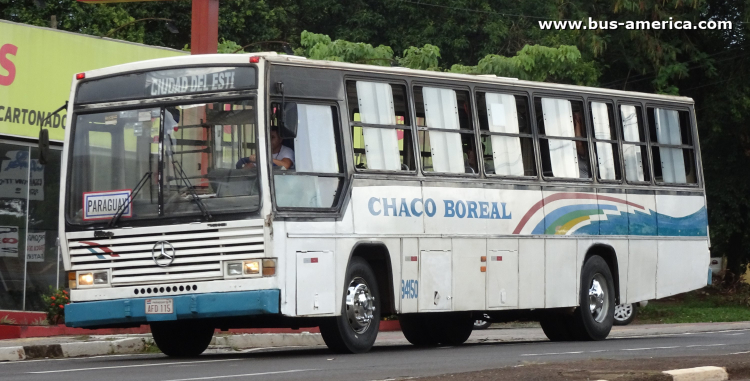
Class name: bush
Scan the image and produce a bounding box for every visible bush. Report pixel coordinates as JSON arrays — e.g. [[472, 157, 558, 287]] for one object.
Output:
[[41, 287, 70, 325]]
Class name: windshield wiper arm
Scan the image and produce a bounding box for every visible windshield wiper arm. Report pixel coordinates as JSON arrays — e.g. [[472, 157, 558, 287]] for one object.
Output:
[[171, 159, 213, 221], [108, 171, 152, 228]]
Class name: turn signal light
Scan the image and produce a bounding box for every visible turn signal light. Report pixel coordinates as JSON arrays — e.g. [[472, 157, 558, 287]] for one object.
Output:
[[68, 272, 76, 289]]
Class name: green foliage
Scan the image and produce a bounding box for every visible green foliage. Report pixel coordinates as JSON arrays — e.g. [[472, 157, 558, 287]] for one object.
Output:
[[299, 30, 394, 66], [41, 287, 70, 325], [217, 38, 246, 54], [398, 44, 441, 70], [450, 45, 599, 86]]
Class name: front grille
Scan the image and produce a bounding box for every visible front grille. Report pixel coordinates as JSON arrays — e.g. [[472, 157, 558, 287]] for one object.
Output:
[[67, 221, 264, 285]]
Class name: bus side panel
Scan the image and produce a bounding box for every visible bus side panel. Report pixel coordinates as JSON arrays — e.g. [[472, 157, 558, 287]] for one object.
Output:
[[544, 238, 576, 308], [626, 239, 658, 303], [418, 238, 452, 312], [487, 238, 519, 309], [518, 238, 545, 309], [452, 238, 486, 311], [400, 238, 419, 313], [576, 239, 629, 304], [656, 240, 709, 299]]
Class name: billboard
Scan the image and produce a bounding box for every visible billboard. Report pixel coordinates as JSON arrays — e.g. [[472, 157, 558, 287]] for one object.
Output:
[[0, 20, 187, 142]]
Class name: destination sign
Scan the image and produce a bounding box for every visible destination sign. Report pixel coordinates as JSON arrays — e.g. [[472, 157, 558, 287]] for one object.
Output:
[[76, 66, 257, 104]]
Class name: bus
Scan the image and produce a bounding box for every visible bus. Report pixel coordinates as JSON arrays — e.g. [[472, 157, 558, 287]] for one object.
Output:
[[58, 52, 709, 356]]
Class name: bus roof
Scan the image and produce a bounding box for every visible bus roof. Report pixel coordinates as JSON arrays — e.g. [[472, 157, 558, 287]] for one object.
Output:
[[80, 52, 694, 105]]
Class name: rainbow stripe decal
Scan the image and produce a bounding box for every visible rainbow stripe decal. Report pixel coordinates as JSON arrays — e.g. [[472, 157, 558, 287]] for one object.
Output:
[[79, 241, 120, 259], [512, 193, 707, 236]]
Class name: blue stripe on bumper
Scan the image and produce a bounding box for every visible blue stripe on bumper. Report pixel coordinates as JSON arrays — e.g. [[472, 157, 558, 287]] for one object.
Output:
[[65, 289, 280, 328]]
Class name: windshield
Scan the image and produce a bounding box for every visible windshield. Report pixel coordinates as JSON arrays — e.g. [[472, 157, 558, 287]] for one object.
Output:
[[66, 99, 259, 225]]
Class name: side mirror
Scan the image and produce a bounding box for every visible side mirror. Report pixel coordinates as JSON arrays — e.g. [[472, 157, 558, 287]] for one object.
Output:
[[280, 102, 298, 139], [38, 129, 50, 165]]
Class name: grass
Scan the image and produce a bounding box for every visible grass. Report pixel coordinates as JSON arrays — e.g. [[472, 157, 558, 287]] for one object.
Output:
[[635, 284, 750, 324], [0, 315, 17, 325]]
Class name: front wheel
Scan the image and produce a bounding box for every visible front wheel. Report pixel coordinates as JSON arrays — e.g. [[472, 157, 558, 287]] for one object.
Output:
[[319, 257, 380, 354], [150, 320, 214, 357]]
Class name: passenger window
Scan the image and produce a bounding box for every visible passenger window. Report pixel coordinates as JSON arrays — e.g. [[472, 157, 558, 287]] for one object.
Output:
[[346, 81, 414, 171], [619, 105, 650, 182], [647, 107, 696, 184], [590, 102, 621, 181], [272, 103, 344, 208], [414, 87, 477, 174], [535, 98, 590, 179], [476, 92, 536, 177]]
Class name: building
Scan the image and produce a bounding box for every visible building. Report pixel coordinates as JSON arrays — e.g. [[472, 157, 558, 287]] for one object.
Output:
[[0, 20, 186, 311]]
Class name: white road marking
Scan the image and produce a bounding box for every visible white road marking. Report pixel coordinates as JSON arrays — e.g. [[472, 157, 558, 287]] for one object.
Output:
[[623, 346, 680, 351], [725, 333, 745, 336], [520, 343, 728, 357], [28, 359, 242, 374], [161, 369, 319, 381], [727, 351, 750, 355]]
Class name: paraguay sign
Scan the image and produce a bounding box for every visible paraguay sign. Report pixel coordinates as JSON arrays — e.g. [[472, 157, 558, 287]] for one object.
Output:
[[0, 20, 186, 142]]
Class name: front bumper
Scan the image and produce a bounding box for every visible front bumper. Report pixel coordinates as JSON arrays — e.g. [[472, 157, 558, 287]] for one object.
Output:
[[65, 289, 280, 328]]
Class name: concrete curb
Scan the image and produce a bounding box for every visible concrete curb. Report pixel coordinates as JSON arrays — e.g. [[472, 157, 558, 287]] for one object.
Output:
[[0, 338, 148, 362], [662, 366, 728, 381], [211, 332, 324, 349], [0, 333, 326, 362]]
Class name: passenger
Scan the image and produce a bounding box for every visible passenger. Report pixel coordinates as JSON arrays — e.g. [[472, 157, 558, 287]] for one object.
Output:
[[237, 128, 295, 170], [573, 112, 590, 178]]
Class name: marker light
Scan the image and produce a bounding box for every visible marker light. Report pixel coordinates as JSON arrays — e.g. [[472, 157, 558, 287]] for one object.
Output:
[[68, 272, 77, 289], [76, 73, 85, 80], [243, 260, 260, 275], [262, 259, 276, 277], [78, 273, 93, 286], [249, 56, 260, 64]]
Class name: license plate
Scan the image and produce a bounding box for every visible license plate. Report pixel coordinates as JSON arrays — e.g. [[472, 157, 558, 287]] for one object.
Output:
[[145, 299, 173, 314]]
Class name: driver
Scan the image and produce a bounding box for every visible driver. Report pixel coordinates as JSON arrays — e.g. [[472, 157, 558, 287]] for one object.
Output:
[[236, 128, 294, 170]]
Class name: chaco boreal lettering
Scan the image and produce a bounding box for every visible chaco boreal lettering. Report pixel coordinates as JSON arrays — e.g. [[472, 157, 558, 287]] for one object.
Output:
[[367, 197, 511, 219]]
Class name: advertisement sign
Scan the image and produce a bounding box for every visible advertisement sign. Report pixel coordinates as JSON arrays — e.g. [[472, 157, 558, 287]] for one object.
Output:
[[0, 226, 19, 258], [0, 150, 44, 200], [26, 232, 45, 262], [0, 20, 187, 142]]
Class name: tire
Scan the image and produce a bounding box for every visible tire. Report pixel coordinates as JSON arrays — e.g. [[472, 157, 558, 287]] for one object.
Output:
[[613, 303, 638, 326], [569, 255, 616, 340], [319, 257, 380, 354], [150, 320, 214, 357], [473, 314, 492, 330], [434, 312, 474, 345], [539, 313, 575, 341], [399, 312, 473, 346], [399, 314, 439, 346]]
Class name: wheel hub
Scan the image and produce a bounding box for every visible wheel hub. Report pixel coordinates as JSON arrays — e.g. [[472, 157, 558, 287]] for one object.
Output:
[[614, 304, 633, 321], [346, 277, 376, 333], [588, 274, 609, 323]]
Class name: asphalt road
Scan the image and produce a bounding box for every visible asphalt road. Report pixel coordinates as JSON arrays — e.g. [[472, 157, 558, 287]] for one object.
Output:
[[3, 324, 750, 381]]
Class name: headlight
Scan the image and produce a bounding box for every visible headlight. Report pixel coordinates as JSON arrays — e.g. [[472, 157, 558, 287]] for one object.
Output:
[[243, 260, 260, 275], [93, 272, 108, 284], [227, 263, 243, 276], [78, 273, 93, 286], [77, 270, 109, 287]]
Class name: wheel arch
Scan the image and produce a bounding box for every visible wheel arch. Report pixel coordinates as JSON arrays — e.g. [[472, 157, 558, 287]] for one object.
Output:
[[348, 242, 396, 316], [584, 244, 621, 305]]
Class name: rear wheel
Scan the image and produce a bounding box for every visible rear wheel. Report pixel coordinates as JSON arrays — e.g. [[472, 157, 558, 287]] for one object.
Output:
[[150, 320, 214, 357], [570, 256, 615, 340], [319, 257, 380, 354]]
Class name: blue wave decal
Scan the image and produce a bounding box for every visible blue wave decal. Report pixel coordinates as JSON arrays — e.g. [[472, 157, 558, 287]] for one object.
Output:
[[656, 206, 708, 237]]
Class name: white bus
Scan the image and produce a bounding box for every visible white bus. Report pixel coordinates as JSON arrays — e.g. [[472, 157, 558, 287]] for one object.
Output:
[[58, 53, 709, 356]]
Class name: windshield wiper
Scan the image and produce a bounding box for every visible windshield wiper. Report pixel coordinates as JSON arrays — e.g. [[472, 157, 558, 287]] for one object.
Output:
[[171, 159, 213, 221], [108, 171, 152, 228]]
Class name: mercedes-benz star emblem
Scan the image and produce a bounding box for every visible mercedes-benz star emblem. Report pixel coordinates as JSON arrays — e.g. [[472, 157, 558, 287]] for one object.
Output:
[[152, 241, 176, 267]]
